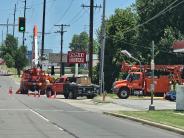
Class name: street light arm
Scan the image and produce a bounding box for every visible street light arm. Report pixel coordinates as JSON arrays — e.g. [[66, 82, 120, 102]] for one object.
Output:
[[131, 56, 142, 71]]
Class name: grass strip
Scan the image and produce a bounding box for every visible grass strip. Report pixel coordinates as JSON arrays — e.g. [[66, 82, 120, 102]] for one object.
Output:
[[118, 110, 184, 130]]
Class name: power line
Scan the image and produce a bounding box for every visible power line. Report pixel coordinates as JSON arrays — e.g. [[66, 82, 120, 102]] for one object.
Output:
[[48, 0, 75, 33], [27, 0, 54, 7], [68, 9, 83, 23], [70, 10, 87, 25], [56, 0, 74, 23], [106, 0, 184, 44], [120, 0, 182, 35], [119, 40, 179, 55]]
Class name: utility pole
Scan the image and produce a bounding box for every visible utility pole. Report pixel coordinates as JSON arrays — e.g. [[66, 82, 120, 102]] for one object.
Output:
[[22, 0, 26, 46], [41, 0, 46, 60], [13, 4, 16, 37], [2, 30, 3, 44], [7, 18, 9, 35], [82, 0, 101, 80], [100, 0, 106, 99], [54, 24, 70, 77], [149, 41, 155, 110]]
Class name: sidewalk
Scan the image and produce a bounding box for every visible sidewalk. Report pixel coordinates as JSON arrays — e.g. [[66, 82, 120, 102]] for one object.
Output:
[[56, 95, 138, 113]]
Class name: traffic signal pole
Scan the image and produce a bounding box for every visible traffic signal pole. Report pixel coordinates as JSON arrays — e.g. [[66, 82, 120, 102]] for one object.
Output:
[[23, 0, 26, 46], [13, 4, 16, 37]]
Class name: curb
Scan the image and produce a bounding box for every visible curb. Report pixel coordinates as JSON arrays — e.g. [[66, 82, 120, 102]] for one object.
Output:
[[103, 112, 184, 135]]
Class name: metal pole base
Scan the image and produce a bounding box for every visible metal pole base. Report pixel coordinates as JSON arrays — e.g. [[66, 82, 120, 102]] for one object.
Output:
[[149, 104, 155, 110]]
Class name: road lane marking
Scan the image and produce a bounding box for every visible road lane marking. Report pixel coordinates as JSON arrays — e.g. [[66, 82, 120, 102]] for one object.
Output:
[[0, 108, 29, 111], [29, 109, 49, 122], [29, 109, 64, 131], [33, 109, 89, 113]]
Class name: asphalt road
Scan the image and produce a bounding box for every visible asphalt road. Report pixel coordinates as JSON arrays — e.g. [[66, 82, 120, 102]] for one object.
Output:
[[0, 76, 183, 138]]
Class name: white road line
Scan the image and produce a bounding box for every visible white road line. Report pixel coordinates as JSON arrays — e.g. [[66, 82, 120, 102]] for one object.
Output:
[[34, 109, 89, 113], [29, 109, 64, 131], [0, 108, 29, 111], [29, 109, 49, 122]]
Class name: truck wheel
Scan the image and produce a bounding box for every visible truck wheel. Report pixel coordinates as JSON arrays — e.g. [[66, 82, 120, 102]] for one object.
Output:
[[68, 91, 73, 99], [21, 89, 28, 94], [46, 89, 52, 98], [64, 93, 69, 99], [87, 95, 94, 99], [68, 91, 77, 99], [40, 90, 45, 95], [118, 88, 129, 99]]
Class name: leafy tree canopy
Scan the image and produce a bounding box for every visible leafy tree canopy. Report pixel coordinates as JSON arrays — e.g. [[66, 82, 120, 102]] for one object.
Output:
[[69, 31, 99, 54], [0, 34, 28, 76]]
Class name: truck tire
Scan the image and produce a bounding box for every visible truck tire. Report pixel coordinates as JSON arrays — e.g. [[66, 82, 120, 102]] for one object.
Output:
[[68, 90, 77, 99], [68, 91, 73, 99], [64, 93, 69, 99], [40, 90, 45, 95], [64, 87, 69, 99], [46, 89, 52, 98], [87, 95, 95, 99], [118, 88, 129, 99], [20, 89, 28, 94]]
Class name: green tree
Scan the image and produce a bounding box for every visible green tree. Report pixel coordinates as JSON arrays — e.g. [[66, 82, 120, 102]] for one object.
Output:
[[0, 34, 28, 76], [15, 46, 28, 76], [156, 26, 184, 64], [69, 31, 99, 54], [103, 8, 138, 91], [3, 53, 14, 68], [0, 34, 18, 67], [136, 0, 184, 64]]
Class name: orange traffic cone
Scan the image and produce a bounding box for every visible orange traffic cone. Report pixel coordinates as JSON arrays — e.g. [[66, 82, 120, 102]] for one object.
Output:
[[8, 87, 13, 95]]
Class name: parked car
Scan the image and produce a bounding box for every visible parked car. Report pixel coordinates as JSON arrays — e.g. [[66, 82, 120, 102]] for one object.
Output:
[[165, 91, 176, 101]]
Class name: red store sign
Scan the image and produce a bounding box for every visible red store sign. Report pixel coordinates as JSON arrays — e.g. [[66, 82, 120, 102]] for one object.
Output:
[[67, 51, 87, 64]]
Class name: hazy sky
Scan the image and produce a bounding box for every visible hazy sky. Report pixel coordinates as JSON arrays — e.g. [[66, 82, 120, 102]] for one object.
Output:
[[0, 0, 135, 53]]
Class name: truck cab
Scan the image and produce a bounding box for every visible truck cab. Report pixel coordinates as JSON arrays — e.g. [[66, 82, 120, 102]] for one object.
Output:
[[112, 72, 144, 99], [45, 76, 69, 97]]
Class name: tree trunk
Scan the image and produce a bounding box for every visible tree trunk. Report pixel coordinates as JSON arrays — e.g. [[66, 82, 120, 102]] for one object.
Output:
[[17, 68, 20, 77]]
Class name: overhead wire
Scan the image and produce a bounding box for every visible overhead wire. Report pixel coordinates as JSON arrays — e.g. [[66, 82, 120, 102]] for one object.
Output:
[[119, 40, 179, 55], [48, 0, 74, 33], [56, 0, 74, 24], [106, 0, 184, 43], [121, 0, 179, 35], [70, 9, 88, 25]]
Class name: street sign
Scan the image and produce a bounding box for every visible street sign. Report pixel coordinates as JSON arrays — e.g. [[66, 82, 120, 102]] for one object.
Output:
[[67, 51, 86, 64]]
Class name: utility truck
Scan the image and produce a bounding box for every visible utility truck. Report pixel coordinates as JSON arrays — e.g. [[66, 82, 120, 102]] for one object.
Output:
[[112, 62, 184, 99]]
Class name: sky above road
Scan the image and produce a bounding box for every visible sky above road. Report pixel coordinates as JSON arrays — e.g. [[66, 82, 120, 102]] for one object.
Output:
[[0, 0, 135, 53]]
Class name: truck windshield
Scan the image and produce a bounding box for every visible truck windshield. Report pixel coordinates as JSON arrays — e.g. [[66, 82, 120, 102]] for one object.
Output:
[[126, 73, 140, 81]]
